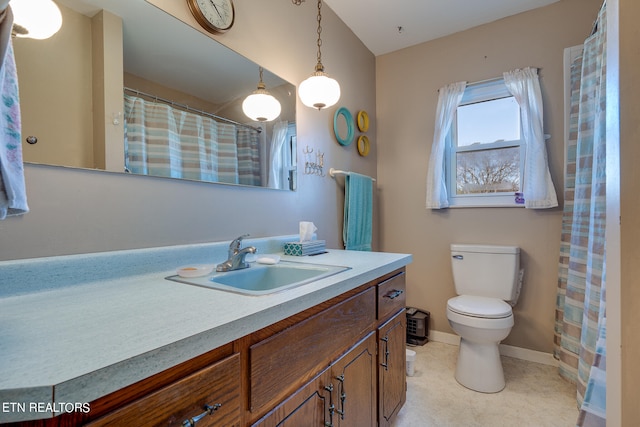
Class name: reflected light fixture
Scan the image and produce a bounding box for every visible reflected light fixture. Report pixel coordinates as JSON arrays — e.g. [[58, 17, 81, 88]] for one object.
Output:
[[242, 67, 282, 122], [297, 0, 340, 110], [10, 0, 63, 40]]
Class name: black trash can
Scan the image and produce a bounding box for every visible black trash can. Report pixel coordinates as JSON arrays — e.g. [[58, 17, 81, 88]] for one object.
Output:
[[406, 307, 429, 346]]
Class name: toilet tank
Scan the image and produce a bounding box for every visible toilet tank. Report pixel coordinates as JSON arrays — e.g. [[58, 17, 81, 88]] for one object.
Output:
[[450, 244, 520, 301]]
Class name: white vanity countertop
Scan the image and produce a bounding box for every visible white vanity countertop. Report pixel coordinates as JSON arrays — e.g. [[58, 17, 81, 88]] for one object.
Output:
[[0, 237, 411, 422]]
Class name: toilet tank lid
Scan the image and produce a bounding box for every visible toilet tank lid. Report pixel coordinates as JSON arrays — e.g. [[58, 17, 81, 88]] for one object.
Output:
[[450, 244, 520, 254]]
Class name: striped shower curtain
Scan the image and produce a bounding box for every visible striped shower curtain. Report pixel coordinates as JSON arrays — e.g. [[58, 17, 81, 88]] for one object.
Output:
[[124, 95, 183, 178], [237, 127, 261, 186], [216, 122, 240, 184], [554, 2, 606, 426], [124, 94, 261, 185], [174, 110, 219, 182]]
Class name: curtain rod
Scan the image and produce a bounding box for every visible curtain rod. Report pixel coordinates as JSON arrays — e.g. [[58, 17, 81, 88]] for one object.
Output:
[[437, 76, 502, 92], [437, 68, 542, 92], [123, 87, 262, 133], [466, 68, 541, 87], [467, 76, 503, 87]]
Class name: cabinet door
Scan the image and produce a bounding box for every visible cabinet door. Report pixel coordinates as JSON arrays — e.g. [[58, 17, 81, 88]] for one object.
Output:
[[86, 353, 241, 427], [250, 287, 375, 412], [378, 311, 406, 427], [252, 368, 332, 427], [331, 332, 377, 427]]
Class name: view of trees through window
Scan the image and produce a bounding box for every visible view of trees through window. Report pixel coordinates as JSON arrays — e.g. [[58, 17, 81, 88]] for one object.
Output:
[[456, 146, 520, 194], [454, 95, 521, 195]]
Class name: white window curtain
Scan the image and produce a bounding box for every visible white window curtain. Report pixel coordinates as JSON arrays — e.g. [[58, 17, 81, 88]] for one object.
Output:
[[503, 67, 558, 208], [425, 81, 466, 209], [268, 120, 290, 189]]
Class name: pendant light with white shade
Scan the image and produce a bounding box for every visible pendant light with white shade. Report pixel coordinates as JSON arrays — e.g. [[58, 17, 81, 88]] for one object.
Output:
[[242, 67, 282, 122], [297, 0, 340, 110]]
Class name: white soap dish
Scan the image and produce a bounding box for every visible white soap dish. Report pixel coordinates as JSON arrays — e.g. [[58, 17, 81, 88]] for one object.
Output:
[[177, 265, 214, 278], [256, 255, 280, 265]]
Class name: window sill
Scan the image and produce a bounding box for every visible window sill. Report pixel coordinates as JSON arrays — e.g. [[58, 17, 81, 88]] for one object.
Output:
[[448, 203, 525, 208], [448, 194, 525, 208]]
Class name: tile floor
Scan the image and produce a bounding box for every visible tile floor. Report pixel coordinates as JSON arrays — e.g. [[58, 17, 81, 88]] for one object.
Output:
[[392, 341, 579, 427]]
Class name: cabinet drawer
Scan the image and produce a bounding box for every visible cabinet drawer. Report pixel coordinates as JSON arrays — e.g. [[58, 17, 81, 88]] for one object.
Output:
[[378, 271, 406, 321], [249, 287, 376, 412], [87, 353, 241, 427]]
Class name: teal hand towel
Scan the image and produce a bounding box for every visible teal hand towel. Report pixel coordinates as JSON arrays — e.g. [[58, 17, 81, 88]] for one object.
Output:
[[343, 172, 373, 251]]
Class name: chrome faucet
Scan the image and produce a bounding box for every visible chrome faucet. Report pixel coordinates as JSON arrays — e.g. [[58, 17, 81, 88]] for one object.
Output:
[[216, 234, 257, 272]]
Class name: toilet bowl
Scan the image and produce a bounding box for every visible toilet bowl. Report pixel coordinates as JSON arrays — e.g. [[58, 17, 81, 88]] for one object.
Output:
[[446, 244, 521, 393], [447, 295, 514, 392]]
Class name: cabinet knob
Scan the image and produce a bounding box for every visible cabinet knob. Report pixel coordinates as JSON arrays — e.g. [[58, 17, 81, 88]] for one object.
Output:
[[182, 403, 222, 427]]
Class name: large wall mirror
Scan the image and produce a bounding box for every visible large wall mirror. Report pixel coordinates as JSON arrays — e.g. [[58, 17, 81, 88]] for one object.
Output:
[[14, 0, 297, 190]]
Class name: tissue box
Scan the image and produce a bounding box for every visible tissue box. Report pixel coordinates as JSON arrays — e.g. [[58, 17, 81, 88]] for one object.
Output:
[[284, 240, 326, 256]]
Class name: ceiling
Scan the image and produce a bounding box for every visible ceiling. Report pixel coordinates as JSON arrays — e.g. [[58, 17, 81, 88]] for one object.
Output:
[[51, 0, 562, 104], [323, 0, 562, 56]]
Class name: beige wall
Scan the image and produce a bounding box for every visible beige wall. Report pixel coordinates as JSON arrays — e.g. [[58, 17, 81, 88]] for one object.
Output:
[[606, 1, 621, 424], [0, 0, 377, 260], [616, 0, 640, 423], [15, 5, 124, 172], [376, 0, 603, 353], [14, 3, 94, 168]]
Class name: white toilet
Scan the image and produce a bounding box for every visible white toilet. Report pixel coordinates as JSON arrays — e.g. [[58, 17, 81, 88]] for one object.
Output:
[[446, 244, 521, 393]]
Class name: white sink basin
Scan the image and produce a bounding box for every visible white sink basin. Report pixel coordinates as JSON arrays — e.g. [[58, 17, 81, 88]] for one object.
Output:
[[167, 261, 350, 295]]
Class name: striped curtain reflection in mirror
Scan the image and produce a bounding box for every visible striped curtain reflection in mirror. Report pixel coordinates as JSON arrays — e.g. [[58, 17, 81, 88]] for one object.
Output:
[[124, 94, 261, 185]]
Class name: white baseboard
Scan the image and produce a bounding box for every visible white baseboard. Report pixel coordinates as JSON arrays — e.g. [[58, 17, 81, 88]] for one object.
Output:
[[429, 330, 460, 346], [428, 331, 558, 367]]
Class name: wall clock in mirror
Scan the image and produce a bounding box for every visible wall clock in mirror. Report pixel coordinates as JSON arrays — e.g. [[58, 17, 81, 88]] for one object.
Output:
[[186, 0, 235, 33]]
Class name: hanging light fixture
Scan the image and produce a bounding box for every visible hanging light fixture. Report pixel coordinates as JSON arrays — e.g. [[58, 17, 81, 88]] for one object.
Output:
[[10, 0, 63, 40], [242, 67, 282, 122], [297, 0, 340, 110]]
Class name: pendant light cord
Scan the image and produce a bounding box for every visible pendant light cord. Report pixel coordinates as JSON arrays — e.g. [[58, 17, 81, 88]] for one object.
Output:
[[257, 66, 265, 89], [295, 0, 341, 110], [315, 0, 324, 72]]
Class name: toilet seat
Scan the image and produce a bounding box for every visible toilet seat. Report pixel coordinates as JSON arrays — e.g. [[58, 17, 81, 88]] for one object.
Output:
[[447, 295, 512, 319]]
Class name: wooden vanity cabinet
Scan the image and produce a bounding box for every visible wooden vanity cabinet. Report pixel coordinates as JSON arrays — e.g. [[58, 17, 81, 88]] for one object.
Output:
[[252, 269, 406, 427], [9, 268, 407, 427]]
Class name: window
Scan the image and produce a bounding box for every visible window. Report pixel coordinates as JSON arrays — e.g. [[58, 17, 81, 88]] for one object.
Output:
[[446, 79, 524, 207]]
